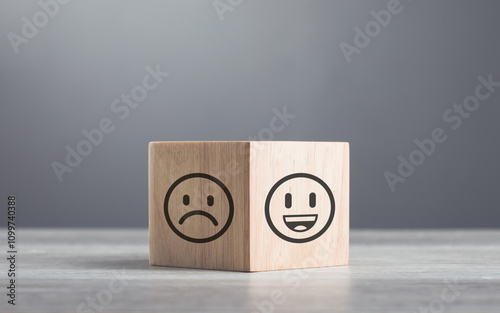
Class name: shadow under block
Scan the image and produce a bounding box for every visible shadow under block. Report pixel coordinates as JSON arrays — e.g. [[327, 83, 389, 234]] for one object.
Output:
[[149, 141, 349, 272]]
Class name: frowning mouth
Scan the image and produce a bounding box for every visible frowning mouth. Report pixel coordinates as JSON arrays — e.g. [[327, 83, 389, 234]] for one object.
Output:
[[283, 214, 318, 232], [179, 210, 218, 226]]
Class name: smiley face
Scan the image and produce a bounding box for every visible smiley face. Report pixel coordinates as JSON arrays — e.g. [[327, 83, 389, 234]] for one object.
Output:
[[265, 173, 335, 243], [164, 173, 234, 243]]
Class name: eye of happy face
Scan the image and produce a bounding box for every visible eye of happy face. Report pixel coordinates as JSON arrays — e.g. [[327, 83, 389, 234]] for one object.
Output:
[[284, 192, 317, 208]]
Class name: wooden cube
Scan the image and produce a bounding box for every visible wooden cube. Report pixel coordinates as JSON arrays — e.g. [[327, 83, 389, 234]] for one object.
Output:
[[149, 141, 349, 271]]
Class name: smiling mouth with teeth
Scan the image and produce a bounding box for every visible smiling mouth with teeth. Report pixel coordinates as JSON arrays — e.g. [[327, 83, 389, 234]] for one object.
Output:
[[283, 214, 318, 232]]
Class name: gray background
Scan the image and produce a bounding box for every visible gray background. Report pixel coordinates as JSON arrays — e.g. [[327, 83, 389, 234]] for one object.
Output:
[[1, 0, 499, 228]]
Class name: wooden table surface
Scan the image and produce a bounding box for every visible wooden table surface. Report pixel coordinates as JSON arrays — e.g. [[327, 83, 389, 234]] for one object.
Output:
[[2, 229, 499, 312]]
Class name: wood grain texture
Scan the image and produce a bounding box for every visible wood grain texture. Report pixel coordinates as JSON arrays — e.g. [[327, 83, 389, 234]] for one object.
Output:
[[249, 141, 349, 271], [149, 141, 349, 271], [149, 141, 250, 271]]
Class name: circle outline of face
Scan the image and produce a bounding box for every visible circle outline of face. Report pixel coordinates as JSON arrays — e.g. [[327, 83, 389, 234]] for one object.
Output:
[[265, 173, 335, 244], [164, 173, 234, 243]]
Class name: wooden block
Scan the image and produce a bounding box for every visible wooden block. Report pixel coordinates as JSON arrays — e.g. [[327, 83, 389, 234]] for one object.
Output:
[[149, 141, 349, 271]]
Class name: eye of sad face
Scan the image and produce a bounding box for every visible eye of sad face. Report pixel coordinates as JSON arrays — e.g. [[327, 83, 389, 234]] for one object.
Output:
[[179, 194, 218, 226]]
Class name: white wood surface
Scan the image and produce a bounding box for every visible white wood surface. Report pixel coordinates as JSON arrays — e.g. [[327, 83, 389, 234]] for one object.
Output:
[[2, 229, 499, 312], [248, 141, 349, 271]]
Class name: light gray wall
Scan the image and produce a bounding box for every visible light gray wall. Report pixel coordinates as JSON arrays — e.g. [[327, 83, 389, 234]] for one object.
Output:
[[1, 0, 499, 228]]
